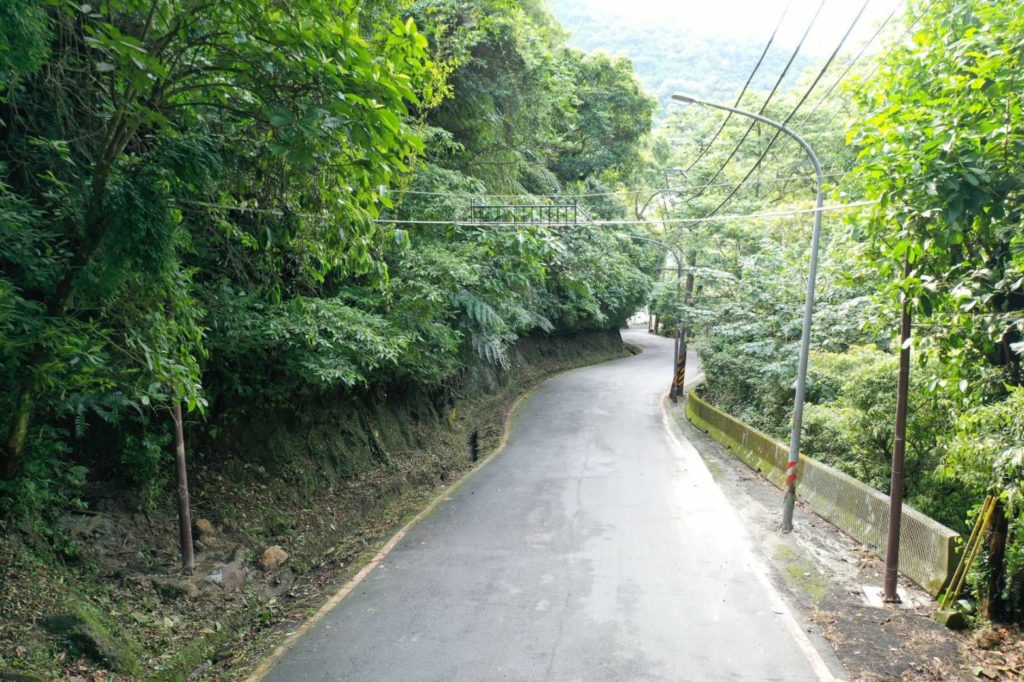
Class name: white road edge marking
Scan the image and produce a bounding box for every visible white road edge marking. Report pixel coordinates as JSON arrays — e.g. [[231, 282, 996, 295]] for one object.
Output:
[[660, 393, 842, 682]]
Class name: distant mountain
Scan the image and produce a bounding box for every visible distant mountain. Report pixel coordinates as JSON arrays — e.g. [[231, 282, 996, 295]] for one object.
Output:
[[547, 0, 813, 116]]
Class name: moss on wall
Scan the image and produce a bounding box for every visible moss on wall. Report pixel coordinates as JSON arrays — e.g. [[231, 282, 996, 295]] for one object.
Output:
[[685, 392, 959, 596]]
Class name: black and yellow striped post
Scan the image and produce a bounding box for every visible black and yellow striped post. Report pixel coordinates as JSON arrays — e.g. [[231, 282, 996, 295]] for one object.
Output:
[[616, 233, 685, 401]]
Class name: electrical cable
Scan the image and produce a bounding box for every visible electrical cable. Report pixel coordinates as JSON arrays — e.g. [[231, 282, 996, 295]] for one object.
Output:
[[699, 0, 872, 219], [834, 0, 938, 117], [395, 170, 847, 201], [178, 198, 876, 226], [368, 2, 854, 209], [679, 0, 827, 203], [802, 0, 902, 119], [401, 4, 818, 208], [177, 3, 923, 232], [679, 0, 795, 174]]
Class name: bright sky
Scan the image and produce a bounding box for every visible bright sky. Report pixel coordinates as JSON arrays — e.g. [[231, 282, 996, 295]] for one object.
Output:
[[560, 0, 904, 56]]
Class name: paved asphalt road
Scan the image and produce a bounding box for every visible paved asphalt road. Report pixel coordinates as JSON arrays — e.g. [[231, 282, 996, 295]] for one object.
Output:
[[262, 329, 840, 681]]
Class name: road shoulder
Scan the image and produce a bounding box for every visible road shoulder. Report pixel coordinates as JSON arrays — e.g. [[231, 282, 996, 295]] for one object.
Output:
[[667, 398, 972, 681]]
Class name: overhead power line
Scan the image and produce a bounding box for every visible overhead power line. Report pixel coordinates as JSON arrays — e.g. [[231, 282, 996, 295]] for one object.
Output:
[[377, 201, 877, 226], [679, 0, 794, 174], [680, 0, 827, 203], [701, 0, 872, 219], [802, 0, 902, 119], [178, 198, 876, 225], [396, 170, 847, 201], [841, 0, 938, 108]]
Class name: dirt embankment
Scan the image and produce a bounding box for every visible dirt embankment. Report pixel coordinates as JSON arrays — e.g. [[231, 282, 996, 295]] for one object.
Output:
[[0, 330, 626, 681]]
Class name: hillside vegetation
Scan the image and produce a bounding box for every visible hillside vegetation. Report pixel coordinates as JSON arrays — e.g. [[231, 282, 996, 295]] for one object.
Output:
[[639, 0, 1024, 622], [0, 0, 656, 530], [1, 0, 1023, 677], [0, 0, 659, 677], [547, 0, 812, 112]]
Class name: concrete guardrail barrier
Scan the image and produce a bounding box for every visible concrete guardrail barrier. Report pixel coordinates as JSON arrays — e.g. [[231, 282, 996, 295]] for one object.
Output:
[[685, 392, 960, 596]]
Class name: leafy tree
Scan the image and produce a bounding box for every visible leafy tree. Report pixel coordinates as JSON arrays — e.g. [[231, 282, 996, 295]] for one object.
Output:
[[849, 0, 1024, 617], [943, 388, 1024, 617], [0, 0, 50, 91], [0, 0, 658, 527], [547, 0, 814, 115], [848, 0, 1023, 385], [802, 346, 967, 525], [0, 0, 439, 502], [552, 53, 654, 182], [414, 0, 571, 194]]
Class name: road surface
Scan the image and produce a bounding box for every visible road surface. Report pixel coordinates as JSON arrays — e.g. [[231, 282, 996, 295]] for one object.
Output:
[[261, 329, 840, 681]]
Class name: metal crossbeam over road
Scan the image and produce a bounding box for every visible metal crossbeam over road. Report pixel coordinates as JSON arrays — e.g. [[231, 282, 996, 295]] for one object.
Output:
[[467, 199, 579, 225]]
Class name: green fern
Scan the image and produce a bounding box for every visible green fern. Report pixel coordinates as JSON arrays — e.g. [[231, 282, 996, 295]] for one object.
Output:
[[454, 289, 512, 368]]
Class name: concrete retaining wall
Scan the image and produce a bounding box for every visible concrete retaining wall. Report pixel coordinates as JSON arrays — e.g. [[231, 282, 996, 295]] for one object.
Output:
[[685, 392, 959, 596]]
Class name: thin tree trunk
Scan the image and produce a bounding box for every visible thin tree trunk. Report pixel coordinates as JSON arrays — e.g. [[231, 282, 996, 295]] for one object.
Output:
[[173, 403, 195, 572], [2, 384, 33, 481], [1, 41, 147, 480], [883, 253, 912, 603], [985, 500, 1009, 621], [1, 346, 44, 482]]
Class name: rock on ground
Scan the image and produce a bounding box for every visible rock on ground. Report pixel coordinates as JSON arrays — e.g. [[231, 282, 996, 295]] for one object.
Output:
[[204, 548, 248, 590], [261, 545, 289, 571], [195, 518, 217, 538]]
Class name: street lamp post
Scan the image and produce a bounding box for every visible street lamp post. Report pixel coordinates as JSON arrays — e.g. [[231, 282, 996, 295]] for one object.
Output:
[[620, 234, 686, 402], [672, 93, 824, 532]]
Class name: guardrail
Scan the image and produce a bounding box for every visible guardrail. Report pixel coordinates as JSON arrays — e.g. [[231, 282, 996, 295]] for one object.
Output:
[[685, 392, 959, 596]]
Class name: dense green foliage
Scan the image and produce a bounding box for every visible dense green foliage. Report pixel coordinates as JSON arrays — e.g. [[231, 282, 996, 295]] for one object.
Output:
[[0, 0, 655, 526], [4, 0, 1022, 636], [850, 0, 1023, 616], [643, 0, 1023, 618]]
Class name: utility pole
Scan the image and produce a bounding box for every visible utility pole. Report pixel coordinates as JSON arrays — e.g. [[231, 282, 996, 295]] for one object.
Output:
[[883, 253, 912, 602], [673, 93, 824, 532], [671, 256, 683, 401], [675, 250, 698, 391], [619, 234, 685, 400]]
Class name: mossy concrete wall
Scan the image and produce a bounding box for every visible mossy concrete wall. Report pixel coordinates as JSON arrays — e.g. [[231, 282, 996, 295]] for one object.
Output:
[[686, 392, 959, 596]]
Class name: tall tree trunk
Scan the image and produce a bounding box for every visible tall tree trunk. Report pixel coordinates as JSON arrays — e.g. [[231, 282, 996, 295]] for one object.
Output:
[[1, 54, 141, 483], [2, 383, 33, 481], [1, 347, 43, 482], [677, 250, 698, 379]]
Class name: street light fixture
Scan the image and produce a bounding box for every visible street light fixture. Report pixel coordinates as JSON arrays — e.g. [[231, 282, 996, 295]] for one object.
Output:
[[617, 233, 686, 401], [672, 92, 824, 533]]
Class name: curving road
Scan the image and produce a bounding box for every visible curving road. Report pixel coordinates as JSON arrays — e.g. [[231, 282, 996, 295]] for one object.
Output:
[[261, 329, 841, 681]]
